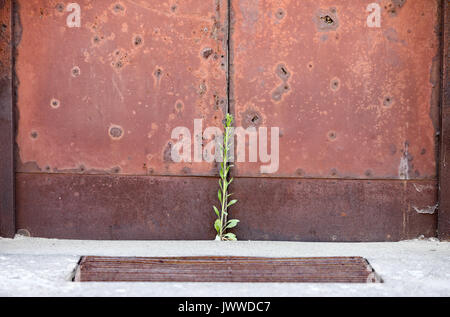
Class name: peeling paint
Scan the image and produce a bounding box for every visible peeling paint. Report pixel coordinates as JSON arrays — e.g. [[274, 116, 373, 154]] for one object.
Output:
[[413, 183, 434, 193], [413, 204, 438, 215], [399, 143, 410, 180]]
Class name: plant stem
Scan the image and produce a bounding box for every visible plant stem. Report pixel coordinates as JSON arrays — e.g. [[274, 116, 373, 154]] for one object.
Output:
[[214, 114, 238, 241], [219, 125, 229, 238]]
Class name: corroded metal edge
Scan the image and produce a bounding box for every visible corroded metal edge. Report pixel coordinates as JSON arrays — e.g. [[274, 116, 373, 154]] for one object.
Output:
[[0, 0, 15, 238], [439, 0, 450, 240]]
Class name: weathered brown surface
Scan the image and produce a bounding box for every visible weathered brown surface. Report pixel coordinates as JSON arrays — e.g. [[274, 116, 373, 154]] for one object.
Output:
[[232, 178, 437, 241], [439, 0, 450, 240], [16, 174, 218, 240], [10, 0, 444, 241], [231, 0, 441, 179], [16, 173, 437, 241], [75, 256, 382, 283], [0, 0, 15, 238], [15, 0, 228, 176]]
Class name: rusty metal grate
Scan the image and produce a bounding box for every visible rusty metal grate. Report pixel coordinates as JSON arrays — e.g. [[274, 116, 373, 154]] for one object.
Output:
[[74, 256, 382, 283]]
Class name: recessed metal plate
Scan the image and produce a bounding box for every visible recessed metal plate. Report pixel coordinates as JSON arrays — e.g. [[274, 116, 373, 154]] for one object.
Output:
[[74, 256, 382, 283]]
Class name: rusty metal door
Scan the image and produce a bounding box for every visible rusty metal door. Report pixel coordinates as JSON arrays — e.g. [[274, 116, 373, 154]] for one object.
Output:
[[6, 0, 444, 240]]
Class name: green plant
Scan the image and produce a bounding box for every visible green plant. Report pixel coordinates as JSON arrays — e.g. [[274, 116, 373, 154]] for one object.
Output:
[[214, 113, 239, 241]]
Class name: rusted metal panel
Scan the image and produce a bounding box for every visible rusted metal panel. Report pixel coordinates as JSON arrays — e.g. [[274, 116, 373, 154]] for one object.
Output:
[[14, 0, 228, 176], [231, 0, 441, 179], [0, 0, 15, 238], [16, 174, 218, 240], [74, 256, 382, 283], [439, 0, 450, 240], [16, 173, 436, 241], [231, 178, 437, 242]]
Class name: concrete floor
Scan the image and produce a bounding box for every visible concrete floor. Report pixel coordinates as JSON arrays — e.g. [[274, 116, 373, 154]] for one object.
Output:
[[0, 236, 449, 297]]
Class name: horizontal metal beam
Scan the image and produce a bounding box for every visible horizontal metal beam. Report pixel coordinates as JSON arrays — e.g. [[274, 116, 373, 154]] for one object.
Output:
[[16, 174, 437, 241]]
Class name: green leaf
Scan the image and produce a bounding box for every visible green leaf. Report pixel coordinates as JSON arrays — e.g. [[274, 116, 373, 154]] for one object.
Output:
[[214, 219, 222, 233], [223, 233, 237, 241], [218, 189, 222, 203], [213, 206, 220, 217], [226, 219, 240, 229], [227, 199, 238, 208]]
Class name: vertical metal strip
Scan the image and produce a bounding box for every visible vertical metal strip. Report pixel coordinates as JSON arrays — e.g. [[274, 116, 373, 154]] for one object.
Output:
[[0, 0, 15, 237], [439, 0, 450, 240]]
